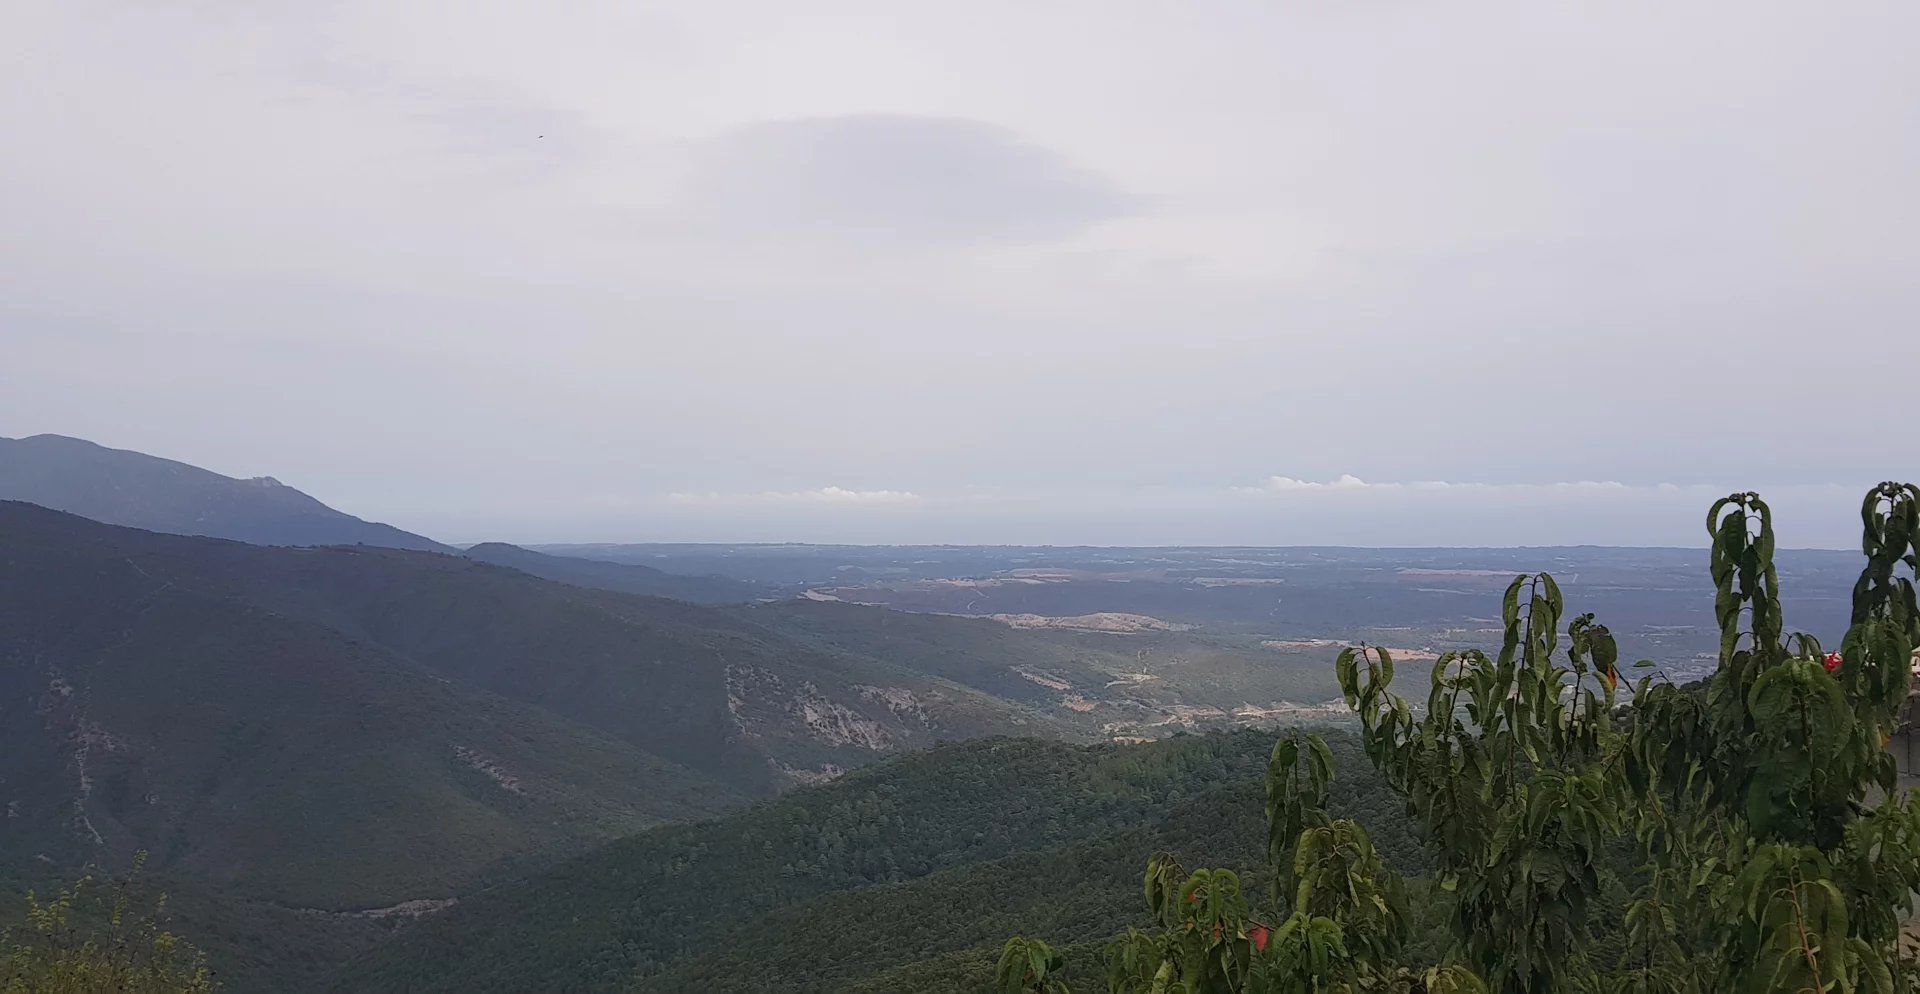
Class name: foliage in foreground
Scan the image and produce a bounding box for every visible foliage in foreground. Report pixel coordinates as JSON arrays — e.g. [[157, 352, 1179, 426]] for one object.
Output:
[[1005, 483, 1920, 993], [0, 855, 216, 994]]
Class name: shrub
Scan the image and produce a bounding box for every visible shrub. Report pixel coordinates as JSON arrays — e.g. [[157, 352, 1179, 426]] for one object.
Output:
[[0, 854, 217, 994]]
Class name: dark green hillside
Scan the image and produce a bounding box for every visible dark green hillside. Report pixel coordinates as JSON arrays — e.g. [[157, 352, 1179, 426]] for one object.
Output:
[[646, 734, 1435, 994], [332, 730, 1418, 994], [0, 501, 1069, 800], [210, 549, 1069, 788], [627, 789, 1260, 994], [0, 503, 1086, 908], [652, 765, 1444, 994], [0, 529, 741, 909]]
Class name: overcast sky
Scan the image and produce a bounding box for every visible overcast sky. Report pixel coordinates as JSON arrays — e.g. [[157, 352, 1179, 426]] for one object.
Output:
[[4, 2, 1915, 547]]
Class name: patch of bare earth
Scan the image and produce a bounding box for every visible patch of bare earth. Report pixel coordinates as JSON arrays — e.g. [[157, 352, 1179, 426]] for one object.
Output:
[[988, 612, 1193, 634], [452, 746, 524, 794], [1014, 668, 1073, 692], [360, 898, 458, 920], [1261, 639, 1440, 662]]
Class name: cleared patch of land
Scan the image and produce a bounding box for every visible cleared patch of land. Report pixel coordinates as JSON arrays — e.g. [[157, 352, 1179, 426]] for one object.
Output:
[[986, 611, 1194, 634]]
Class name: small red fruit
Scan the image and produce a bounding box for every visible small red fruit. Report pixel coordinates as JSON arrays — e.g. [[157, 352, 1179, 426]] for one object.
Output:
[[1824, 652, 1843, 673]]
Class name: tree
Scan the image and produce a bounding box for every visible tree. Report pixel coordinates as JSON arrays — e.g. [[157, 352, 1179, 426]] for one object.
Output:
[[999, 936, 1072, 994], [1004, 483, 1920, 993], [0, 854, 217, 994]]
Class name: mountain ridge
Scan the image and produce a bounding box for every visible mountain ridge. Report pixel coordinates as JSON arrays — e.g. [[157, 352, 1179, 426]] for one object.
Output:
[[0, 434, 450, 552]]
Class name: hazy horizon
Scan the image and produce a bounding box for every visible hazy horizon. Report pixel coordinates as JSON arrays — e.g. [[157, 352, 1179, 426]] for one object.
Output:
[[7, 2, 1915, 548], [439, 480, 1879, 550], [5, 428, 1879, 550]]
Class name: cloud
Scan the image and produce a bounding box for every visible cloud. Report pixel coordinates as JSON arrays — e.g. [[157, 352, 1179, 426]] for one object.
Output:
[[1243, 474, 1372, 492], [677, 114, 1136, 244], [666, 486, 921, 506]]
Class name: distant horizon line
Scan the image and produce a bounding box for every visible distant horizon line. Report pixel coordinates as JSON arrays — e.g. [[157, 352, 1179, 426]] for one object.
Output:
[[507, 538, 1857, 554]]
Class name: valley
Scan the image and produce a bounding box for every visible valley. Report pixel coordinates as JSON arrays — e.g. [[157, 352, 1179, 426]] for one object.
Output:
[[0, 437, 1899, 992], [10, 10, 1914, 987], [545, 541, 1865, 683]]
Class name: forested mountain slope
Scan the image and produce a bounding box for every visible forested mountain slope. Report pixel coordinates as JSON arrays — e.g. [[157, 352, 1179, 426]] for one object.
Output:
[[331, 730, 1427, 994], [0, 503, 1402, 992], [0, 504, 742, 909], [0, 504, 1070, 908]]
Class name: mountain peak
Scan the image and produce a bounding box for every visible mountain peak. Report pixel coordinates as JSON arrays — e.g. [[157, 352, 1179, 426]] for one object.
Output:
[[0, 434, 448, 552], [18, 432, 105, 448]]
